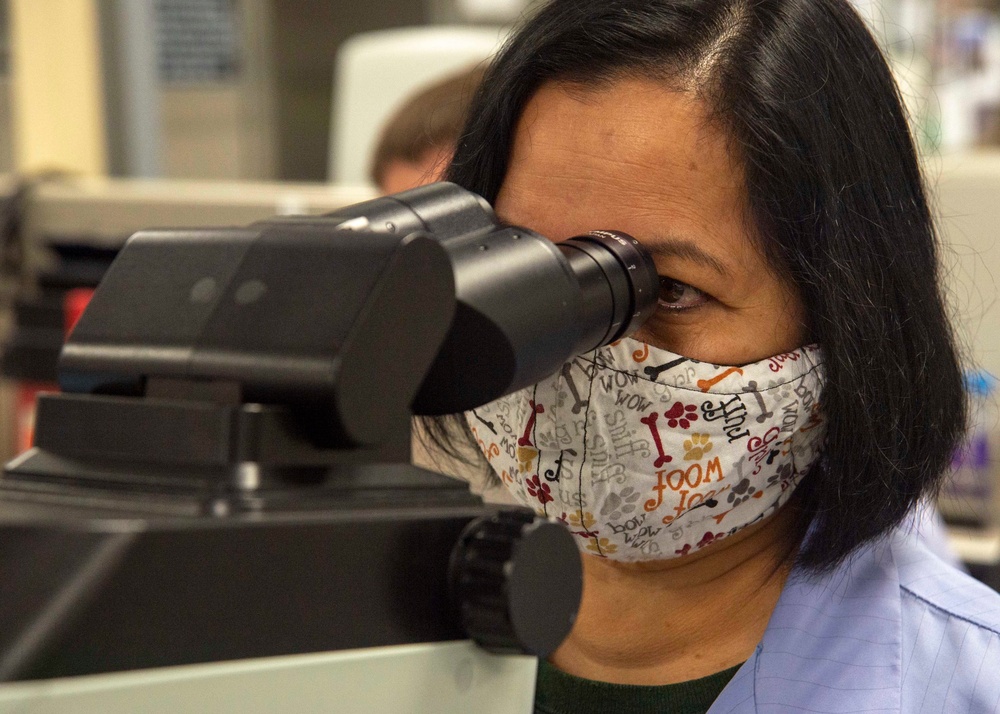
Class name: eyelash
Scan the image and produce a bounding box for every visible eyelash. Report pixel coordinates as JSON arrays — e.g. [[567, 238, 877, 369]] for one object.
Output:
[[657, 276, 709, 311]]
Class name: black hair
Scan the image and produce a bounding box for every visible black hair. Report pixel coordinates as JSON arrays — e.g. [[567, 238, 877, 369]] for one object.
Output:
[[428, 0, 966, 571]]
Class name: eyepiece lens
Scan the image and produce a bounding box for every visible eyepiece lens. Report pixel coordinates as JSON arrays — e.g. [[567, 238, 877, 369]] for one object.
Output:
[[558, 230, 659, 352]]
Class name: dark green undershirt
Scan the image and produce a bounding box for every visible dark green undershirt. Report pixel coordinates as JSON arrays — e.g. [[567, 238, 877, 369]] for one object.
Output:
[[534, 659, 744, 714]]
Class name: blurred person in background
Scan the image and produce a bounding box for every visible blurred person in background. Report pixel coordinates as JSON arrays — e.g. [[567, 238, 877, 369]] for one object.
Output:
[[370, 66, 485, 194]]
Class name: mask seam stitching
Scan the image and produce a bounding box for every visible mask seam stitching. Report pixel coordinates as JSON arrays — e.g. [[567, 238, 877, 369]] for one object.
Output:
[[574, 353, 824, 394], [577, 358, 600, 556]]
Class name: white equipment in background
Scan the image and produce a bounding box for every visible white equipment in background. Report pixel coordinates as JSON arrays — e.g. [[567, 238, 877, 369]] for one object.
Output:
[[329, 26, 506, 185]]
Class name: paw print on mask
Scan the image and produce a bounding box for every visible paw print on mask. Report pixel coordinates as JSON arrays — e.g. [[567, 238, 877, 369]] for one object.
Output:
[[600, 486, 642, 520], [525, 475, 553, 505], [665, 402, 699, 429], [562, 510, 600, 539], [683, 433, 713, 461], [697, 531, 725, 549], [767, 462, 793, 489], [517, 446, 538, 473], [536, 430, 561, 451], [726, 477, 757, 507], [585, 537, 618, 555]]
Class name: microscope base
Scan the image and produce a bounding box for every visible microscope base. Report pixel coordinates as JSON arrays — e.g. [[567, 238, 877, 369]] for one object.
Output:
[[0, 641, 537, 714]]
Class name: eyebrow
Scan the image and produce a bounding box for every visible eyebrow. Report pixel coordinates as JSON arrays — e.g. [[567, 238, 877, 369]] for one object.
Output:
[[644, 236, 734, 278], [494, 212, 735, 278]]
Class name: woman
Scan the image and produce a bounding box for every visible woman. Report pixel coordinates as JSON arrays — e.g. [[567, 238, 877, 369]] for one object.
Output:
[[422, 0, 1000, 710]]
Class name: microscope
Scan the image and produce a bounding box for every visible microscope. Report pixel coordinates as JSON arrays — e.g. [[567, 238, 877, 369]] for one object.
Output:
[[0, 183, 658, 713]]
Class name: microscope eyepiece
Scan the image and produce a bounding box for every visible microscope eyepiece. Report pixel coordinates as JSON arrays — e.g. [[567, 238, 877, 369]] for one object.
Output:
[[56, 182, 659, 425], [557, 230, 659, 353], [407, 188, 660, 414], [314, 182, 662, 415]]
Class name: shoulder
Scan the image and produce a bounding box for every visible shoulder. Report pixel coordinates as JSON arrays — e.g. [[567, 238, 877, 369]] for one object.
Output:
[[889, 534, 1000, 711], [892, 529, 1000, 631], [739, 528, 1000, 713]]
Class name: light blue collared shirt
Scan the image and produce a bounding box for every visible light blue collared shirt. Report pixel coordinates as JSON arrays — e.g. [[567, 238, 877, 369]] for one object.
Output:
[[709, 528, 1000, 712]]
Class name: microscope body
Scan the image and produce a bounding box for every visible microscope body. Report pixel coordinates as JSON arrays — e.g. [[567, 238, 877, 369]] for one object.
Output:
[[0, 183, 657, 712], [0, 476, 536, 714]]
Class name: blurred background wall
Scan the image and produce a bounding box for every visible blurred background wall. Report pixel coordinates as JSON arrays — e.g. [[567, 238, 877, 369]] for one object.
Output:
[[0, 0, 540, 183]]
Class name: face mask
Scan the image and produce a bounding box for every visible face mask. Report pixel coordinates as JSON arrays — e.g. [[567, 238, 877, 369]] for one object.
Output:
[[465, 337, 825, 561]]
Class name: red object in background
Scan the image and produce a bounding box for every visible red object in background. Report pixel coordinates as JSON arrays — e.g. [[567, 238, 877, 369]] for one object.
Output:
[[64, 288, 94, 336], [13, 288, 95, 453]]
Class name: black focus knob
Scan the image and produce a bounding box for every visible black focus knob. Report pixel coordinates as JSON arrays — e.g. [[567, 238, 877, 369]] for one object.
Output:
[[449, 509, 583, 657]]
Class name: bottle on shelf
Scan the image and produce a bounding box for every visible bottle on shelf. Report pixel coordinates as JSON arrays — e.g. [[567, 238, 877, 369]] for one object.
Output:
[[941, 370, 999, 529]]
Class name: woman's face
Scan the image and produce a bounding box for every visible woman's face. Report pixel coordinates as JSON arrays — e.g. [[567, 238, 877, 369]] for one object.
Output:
[[495, 78, 807, 366]]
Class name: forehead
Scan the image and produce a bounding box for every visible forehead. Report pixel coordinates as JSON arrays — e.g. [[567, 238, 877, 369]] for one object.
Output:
[[496, 79, 753, 258]]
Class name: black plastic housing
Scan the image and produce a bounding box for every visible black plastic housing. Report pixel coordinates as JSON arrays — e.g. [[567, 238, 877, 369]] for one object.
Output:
[[58, 225, 455, 448], [53, 182, 658, 444], [0, 182, 657, 682]]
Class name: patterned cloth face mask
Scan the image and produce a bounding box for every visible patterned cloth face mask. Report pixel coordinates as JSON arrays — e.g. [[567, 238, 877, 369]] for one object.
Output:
[[465, 337, 826, 561]]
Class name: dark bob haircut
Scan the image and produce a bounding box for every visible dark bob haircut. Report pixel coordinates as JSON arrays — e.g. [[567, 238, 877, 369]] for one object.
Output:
[[433, 0, 966, 571]]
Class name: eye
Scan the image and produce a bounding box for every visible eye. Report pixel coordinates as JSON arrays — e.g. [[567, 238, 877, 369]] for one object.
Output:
[[658, 277, 708, 310]]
